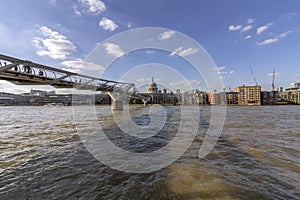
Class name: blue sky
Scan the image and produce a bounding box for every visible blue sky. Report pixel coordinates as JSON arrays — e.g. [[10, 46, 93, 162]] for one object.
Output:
[[0, 0, 300, 93]]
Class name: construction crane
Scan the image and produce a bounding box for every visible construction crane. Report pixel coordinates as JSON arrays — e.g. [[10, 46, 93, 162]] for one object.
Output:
[[272, 68, 275, 91], [249, 65, 258, 86]]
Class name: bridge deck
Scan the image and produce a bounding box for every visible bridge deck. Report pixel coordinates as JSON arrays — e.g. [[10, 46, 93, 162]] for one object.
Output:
[[0, 53, 149, 103]]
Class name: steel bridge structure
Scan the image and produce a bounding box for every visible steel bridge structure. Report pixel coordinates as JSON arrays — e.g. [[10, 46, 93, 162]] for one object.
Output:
[[0, 54, 149, 110]]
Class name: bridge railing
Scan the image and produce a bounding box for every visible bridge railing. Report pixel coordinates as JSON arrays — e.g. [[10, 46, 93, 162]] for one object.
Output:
[[0, 53, 150, 105], [0, 54, 130, 90], [0, 54, 148, 95]]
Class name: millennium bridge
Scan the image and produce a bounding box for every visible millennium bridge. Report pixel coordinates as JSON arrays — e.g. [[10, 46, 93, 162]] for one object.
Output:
[[0, 54, 149, 110]]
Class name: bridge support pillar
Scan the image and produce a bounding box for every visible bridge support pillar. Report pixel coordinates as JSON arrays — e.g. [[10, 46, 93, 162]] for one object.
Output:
[[111, 100, 123, 110], [108, 91, 125, 110], [142, 99, 148, 106]]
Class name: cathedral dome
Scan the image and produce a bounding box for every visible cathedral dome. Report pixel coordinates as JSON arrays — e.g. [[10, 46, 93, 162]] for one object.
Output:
[[147, 77, 158, 94], [149, 80, 157, 88]]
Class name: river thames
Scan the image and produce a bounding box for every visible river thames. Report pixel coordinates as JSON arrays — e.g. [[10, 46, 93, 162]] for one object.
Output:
[[0, 105, 299, 199]]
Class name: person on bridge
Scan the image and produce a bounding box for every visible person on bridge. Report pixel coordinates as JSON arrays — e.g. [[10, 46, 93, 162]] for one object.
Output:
[[38, 70, 44, 76], [23, 65, 27, 73], [27, 66, 32, 74]]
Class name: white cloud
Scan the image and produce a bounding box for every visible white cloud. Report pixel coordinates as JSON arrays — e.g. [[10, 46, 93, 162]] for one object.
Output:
[[0, 85, 30, 94], [256, 26, 268, 35], [159, 31, 176, 40], [170, 47, 183, 56], [216, 66, 226, 71], [257, 38, 279, 46], [178, 48, 199, 56], [137, 78, 146, 82], [218, 70, 235, 75], [257, 30, 292, 46], [73, 4, 82, 15], [282, 12, 297, 19], [103, 42, 126, 57], [170, 47, 198, 57], [40, 26, 65, 40], [278, 30, 292, 38], [55, 88, 78, 94], [256, 23, 273, 35], [61, 59, 105, 72], [49, 0, 57, 5], [33, 26, 76, 59], [169, 80, 201, 90], [267, 72, 280, 77], [136, 77, 153, 83], [36, 39, 76, 59], [228, 24, 242, 31], [229, 18, 254, 32], [79, 0, 106, 14], [247, 18, 255, 24], [215, 66, 235, 76], [245, 35, 252, 39], [0, 81, 54, 94], [61, 68, 80, 73], [99, 17, 118, 31], [240, 25, 253, 33]]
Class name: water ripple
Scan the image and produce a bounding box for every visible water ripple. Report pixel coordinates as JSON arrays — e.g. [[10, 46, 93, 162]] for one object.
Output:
[[0, 105, 299, 199]]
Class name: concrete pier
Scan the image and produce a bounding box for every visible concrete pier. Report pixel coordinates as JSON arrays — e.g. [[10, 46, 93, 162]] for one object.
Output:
[[108, 91, 125, 110], [142, 99, 148, 106], [111, 100, 123, 110]]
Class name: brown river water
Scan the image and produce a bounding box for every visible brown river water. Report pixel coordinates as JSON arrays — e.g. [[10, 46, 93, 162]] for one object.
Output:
[[0, 105, 299, 199]]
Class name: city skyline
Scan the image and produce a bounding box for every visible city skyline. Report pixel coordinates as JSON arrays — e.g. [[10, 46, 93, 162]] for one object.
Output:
[[0, 0, 300, 93]]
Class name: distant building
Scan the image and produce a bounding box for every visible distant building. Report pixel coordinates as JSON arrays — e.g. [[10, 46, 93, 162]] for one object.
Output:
[[279, 89, 300, 104], [278, 82, 300, 104], [290, 82, 300, 89], [95, 93, 111, 104], [0, 89, 111, 106], [28, 89, 49, 105], [208, 92, 221, 105], [147, 77, 158, 94], [277, 86, 284, 93], [176, 89, 182, 103], [45, 93, 72, 105], [194, 91, 209, 105], [147, 77, 159, 104], [181, 91, 197, 105], [261, 91, 278, 105], [30, 89, 48, 97], [143, 78, 178, 105], [235, 85, 261, 105], [0, 92, 15, 105], [226, 91, 239, 105], [220, 92, 227, 105]]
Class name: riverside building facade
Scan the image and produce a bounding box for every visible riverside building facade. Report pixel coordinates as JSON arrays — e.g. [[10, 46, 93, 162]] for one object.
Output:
[[235, 85, 261, 106]]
